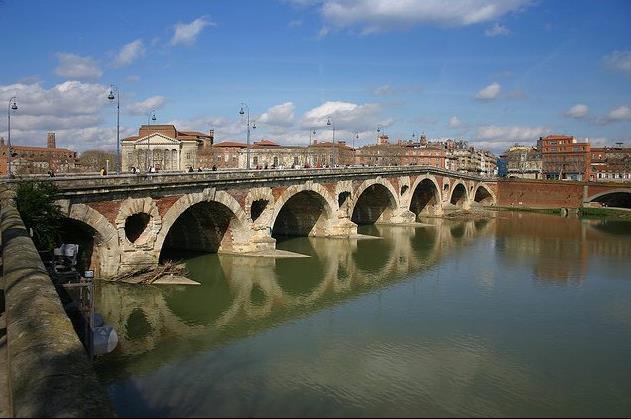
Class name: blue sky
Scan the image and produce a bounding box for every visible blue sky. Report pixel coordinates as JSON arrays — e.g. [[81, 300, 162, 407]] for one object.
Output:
[[1, 0, 630, 153]]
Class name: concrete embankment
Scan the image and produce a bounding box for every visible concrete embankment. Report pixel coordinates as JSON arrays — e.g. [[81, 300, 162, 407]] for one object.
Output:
[[0, 189, 114, 417]]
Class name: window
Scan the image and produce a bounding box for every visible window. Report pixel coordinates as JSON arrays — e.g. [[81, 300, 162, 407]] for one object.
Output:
[[186, 152, 191, 160]]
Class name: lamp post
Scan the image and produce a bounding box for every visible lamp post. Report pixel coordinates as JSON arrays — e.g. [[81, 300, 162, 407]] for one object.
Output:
[[146, 110, 156, 172], [6, 97, 17, 178], [239, 103, 255, 170], [107, 86, 120, 174], [327, 117, 336, 167]]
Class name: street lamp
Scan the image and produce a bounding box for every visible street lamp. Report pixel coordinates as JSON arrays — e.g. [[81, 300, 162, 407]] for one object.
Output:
[[107, 86, 120, 174], [327, 117, 336, 167], [6, 96, 18, 178], [239, 103, 255, 170], [146, 110, 156, 172]]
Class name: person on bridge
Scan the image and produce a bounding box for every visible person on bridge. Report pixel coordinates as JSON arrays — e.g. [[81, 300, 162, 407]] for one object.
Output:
[[100, 167, 107, 176]]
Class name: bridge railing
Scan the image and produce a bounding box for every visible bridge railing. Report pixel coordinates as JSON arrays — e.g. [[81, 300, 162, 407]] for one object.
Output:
[[6, 166, 494, 193]]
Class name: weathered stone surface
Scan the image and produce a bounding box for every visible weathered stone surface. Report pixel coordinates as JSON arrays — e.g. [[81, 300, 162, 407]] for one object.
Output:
[[1, 200, 115, 417]]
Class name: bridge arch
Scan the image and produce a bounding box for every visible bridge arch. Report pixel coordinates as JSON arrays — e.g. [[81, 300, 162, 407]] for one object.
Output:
[[63, 203, 121, 277], [351, 178, 399, 224], [156, 190, 250, 261], [408, 175, 442, 218], [270, 183, 336, 237], [473, 183, 496, 206], [586, 189, 631, 209], [449, 181, 469, 208]]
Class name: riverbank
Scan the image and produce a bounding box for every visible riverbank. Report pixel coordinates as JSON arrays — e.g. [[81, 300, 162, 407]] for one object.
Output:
[[492, 205, 631, 220]]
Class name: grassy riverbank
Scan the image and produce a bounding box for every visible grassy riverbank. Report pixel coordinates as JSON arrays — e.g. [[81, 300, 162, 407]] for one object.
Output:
[[492, 206, 631, 220]]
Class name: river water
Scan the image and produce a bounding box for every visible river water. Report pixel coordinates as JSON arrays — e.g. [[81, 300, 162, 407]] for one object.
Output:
[[94, 211, 631, 417]]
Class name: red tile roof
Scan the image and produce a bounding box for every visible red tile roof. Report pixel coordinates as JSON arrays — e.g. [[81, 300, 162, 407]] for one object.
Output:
[[214, 141, 247, 148]]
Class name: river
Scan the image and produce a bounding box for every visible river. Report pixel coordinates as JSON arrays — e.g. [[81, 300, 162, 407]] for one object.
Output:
[[94, 211, 631, 417]]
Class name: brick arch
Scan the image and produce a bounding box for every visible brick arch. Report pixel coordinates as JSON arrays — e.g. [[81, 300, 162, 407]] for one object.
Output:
[[473, 183, 497, 206], [65, 203, 121, 278], [586, 189, 631, 209], [586, 188, 631, 203], [155, 189, 249, 255], [350, 178, 399, 224], [406, 174, 442, 217], [270, 182, 336, 237], [449, 180, 470, 208]]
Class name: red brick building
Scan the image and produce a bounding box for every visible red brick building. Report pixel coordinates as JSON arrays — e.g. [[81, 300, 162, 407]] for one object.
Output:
[[537, 135, 591, 181], [0, 132, 78, 176]]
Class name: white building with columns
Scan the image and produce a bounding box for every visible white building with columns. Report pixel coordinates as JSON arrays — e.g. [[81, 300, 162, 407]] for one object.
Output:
[[121, 125, 213, 172]]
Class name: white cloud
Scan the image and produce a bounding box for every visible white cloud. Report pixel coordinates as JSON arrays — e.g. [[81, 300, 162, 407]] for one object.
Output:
[[114, 39, 145, 68], [258, 102, 296, 127], [475, 82, 501, 100], [607, 106, 631, 121], [0, 81, 109, 117], [301, 101, 385, 130], [603, 50, 631, 74], [373, 84, 422, 96], [296, 0, 532, 33], [565, 104, 588, 119], [448, 116, 462, 128], [476, 124, 548, 143], [170, 17, 213, 46], [127, 96, 167, 115], [0, 80, 137, 151], [55, 53, 102, 79], [288, 19, 303, 27], [374, 84, 394, 96], [485, 22, 510, 37]]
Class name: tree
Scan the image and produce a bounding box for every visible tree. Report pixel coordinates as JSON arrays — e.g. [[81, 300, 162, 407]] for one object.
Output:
[[78, 149, 116, 173], [14, 180, 63, 250]]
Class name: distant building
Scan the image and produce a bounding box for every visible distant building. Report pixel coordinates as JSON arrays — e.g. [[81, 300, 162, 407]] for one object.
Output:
[[0, 132, 78, 176], [500, 145, 543, 179], [538, 135, 591, 181], [590, 145, 631, 182], [445, 140, 496, 177], [121, 125, 214, 171]]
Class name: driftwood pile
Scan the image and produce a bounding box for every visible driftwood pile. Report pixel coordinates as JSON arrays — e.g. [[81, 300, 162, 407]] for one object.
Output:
[[111, 260, 189, 285]]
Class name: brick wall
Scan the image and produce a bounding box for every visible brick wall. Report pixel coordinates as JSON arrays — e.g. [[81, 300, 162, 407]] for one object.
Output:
[[497, 179, 584, 208]]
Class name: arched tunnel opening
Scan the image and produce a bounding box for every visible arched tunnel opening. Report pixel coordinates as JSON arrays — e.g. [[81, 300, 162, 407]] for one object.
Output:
[[58, 218, 98, 275], [160, 201, 238, 262], [450, 184, 467, 208], [410, 179, 440, 219], [591, 192, 631, 209], [272, 191, 330, 238], [125, 213, 151, 243], [351, 184, 396, 225], [474, 186, 494, 206]]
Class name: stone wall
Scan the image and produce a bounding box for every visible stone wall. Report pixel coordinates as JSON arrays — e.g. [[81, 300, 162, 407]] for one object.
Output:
[[0, 191, 115, 417]]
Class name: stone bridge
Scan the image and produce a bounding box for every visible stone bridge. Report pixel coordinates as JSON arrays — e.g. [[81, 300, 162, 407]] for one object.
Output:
[[41, 167, 498, 278]]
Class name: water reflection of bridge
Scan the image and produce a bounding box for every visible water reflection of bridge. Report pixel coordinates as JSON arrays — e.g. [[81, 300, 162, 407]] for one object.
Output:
[[95, 218, 495, 378], [495, 212, 631, 284]]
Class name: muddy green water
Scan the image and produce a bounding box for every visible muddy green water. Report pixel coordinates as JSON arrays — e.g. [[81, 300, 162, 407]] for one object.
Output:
[[94, 212, 631, 417]]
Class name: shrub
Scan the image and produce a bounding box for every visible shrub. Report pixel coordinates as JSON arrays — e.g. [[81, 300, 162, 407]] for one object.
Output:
[[14, 180, 63, 250]]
